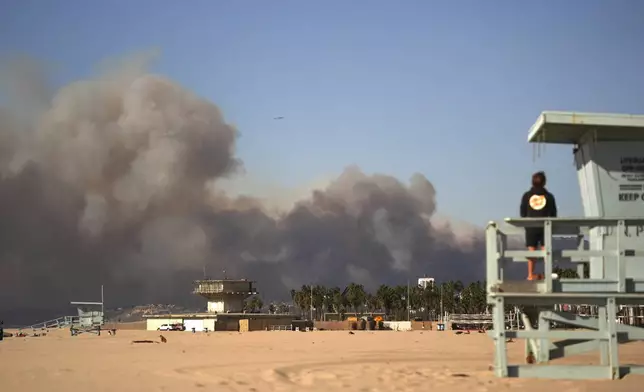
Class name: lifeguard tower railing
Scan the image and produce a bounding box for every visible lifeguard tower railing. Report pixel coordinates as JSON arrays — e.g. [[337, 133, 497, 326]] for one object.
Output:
[[25, 315, 79, 330], [487, 218, 644, 380], [487, 111, 644, 380]]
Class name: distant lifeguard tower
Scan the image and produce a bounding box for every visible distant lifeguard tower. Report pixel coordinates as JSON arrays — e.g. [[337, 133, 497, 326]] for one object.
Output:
[[70, 284, 105, 327], [193, 278, 257, 313], [70, 302, 104, 327], [486, 112, 644, 380], [22, 285, 105, 330]]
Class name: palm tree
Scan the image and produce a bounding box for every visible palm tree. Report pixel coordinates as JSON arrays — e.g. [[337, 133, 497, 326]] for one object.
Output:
[[420, 283, 439, 320], [319, 285, 333, 319], [440, 281, 459, 314], [312, 285, 328, 320], [409, 284, 423, 316], [459, 281, 486, 314], [376, 285, 394, 316], [289, 286, 310, 316], [277, 302, 290, 314], [345, 283, 367, 314], [244, 296, 263, 313], [391, 285, 407, 320], [289, 289, 301, 314], [300, 285, 312, 318], [330, 286, 346, 315], [365, 293, 379, 313]]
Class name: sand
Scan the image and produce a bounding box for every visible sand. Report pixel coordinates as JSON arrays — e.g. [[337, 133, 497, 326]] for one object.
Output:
[[1, 329, 643, 392]]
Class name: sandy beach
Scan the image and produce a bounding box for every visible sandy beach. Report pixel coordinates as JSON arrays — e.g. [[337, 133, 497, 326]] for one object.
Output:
[[1, 329, 643, 392]]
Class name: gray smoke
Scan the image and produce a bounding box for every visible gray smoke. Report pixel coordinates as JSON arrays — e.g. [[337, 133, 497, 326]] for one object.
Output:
[[0, 56, 486, 318]]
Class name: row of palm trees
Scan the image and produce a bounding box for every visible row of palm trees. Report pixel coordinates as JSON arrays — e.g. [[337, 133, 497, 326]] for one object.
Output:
[[243, 267, 580, 320], [284, 280, 488, 321]]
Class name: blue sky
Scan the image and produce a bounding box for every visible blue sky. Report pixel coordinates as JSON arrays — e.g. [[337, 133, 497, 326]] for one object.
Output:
[[2, 0, 644, 225]]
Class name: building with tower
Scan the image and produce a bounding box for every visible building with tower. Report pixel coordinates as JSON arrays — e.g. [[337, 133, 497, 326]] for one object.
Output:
[[145, 277, 295, 332], [418, 277, 435, 288], [193, 278, 257, 313]]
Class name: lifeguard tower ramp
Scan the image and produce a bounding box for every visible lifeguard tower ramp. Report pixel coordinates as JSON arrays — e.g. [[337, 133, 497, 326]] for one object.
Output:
[[487, 111, 644, 380]]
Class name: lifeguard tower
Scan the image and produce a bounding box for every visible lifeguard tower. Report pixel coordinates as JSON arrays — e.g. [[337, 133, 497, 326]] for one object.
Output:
[[193, 278, 257, 313], [487, 112, 644, 380], [70, 301, 104, 327]]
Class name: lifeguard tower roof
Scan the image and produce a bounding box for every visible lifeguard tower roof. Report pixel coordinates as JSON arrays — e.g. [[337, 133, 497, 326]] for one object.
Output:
[[527, 111, 644, 144]]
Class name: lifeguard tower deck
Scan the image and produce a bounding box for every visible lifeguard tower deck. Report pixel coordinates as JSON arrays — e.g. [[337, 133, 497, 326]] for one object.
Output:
[[487, 111, 644, 380]]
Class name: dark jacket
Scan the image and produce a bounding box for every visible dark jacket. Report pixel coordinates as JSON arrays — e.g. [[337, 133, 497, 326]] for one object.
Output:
[[520, 187, 557, 218]]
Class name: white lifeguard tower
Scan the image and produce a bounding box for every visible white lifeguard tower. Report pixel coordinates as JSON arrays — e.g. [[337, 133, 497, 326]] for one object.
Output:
[[193, 278, 257, 313], [418, 277, 435, 289], [486, 112, 644, 380]]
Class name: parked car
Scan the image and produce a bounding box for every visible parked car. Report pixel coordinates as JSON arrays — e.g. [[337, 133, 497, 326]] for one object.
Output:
[[158, 323, 184, 331]]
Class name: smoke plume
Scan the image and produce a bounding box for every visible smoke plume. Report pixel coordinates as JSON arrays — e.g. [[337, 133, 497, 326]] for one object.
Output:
[[0, 56, 486, 319]]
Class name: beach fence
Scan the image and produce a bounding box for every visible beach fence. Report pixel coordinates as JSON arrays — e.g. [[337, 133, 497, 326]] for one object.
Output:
[[448, 314, 493, 331], [269, 325, 291, 331], [239, 318, 300, 332]]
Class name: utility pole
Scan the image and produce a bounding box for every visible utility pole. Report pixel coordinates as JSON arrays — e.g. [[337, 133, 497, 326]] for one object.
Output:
[[407, 279, 410, 321], [101, 285, 104, 326], [310, 285, 314, 321], [440, 284, 444, 323]]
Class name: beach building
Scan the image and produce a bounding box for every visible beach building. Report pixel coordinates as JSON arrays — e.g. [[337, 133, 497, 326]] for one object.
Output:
[[145, 278, 295, 331]]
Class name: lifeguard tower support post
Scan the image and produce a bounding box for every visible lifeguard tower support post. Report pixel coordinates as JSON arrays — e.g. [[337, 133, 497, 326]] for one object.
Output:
[[486, 112, 644, 380]]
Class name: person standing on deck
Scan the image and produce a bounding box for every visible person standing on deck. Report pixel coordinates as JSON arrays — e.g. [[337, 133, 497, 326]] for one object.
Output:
[[520, 171, 558, 280]]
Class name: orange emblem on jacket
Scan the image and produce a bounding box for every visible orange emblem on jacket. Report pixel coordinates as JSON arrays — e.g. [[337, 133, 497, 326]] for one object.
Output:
[[529, 195, 546, 210]]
